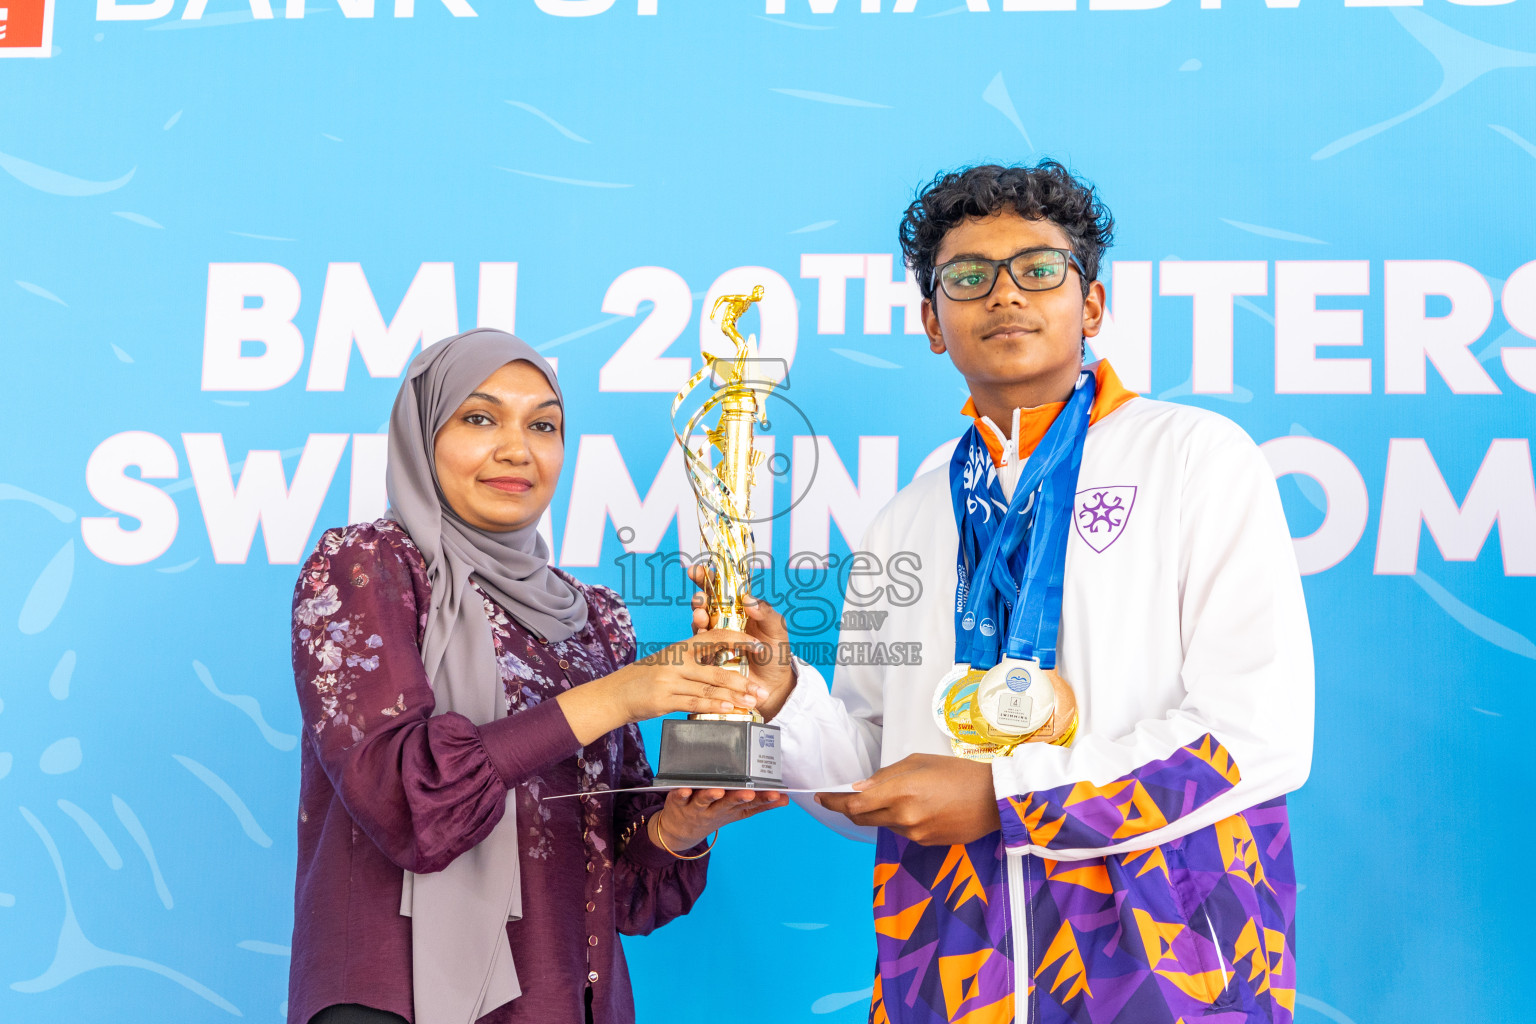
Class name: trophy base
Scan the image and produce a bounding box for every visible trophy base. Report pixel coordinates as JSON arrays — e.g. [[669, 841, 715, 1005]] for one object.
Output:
[[654, 717, 784, 788]]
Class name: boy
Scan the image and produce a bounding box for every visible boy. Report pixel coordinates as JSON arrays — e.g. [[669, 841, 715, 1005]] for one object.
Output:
[[733, 162, 1312, 1024]]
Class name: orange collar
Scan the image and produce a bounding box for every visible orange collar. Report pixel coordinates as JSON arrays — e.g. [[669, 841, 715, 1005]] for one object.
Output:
[[960, 360, 1138, 468]]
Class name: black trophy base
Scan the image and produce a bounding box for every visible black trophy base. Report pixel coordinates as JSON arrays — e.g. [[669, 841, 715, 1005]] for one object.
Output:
[[654, 717, 784, 789]]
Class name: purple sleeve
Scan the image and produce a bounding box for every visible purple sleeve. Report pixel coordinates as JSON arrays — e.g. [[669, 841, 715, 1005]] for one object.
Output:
[[997, 733, 1242, 851], [292, 525, 580, 874], [611, 723, 710, 936], [584, 589, 709, 935]]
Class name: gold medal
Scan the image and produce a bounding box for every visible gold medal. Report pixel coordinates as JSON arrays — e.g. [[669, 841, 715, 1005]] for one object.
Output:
[[932, 660, 1080, 761], [932, 664, 1007, 761]]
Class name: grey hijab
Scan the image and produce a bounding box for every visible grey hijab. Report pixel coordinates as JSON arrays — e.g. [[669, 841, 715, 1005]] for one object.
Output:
[[386, 328, 588, 1024]]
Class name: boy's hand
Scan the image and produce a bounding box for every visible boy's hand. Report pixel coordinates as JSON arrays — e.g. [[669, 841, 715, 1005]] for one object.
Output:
[[815, 754, 1002, 846], [687, 564, 796, 718]]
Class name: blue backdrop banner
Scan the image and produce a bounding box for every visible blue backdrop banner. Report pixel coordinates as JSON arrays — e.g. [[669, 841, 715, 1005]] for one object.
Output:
[[2, 2, 1534, 1023]]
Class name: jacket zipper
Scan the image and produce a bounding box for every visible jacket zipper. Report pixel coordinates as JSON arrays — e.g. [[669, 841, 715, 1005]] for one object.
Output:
[[1201, 907, 1231, 997], [1007, 852, 1030, 1024]]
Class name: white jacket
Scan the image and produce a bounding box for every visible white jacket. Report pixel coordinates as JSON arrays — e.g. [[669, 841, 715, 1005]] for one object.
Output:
[[771, 390, 1315, 1023], [776, 393, 1314, 858]]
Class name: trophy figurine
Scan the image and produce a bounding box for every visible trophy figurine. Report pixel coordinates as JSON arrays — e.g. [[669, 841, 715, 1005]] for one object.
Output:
[[654, 285, 785, 789]]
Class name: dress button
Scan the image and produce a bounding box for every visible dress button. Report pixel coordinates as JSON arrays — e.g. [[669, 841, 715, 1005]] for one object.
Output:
[[586, 862, 594, 873], [588, 935, 599, 947], [558, 659, 569, 670], [588, 971, 600, 983], [586, 901, 596, 913]]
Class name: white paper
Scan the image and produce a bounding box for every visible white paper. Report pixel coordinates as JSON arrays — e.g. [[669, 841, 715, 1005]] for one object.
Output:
[[539, 783, 861, 801]]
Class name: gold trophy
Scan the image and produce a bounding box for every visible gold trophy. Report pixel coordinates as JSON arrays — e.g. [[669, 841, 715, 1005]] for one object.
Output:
[[653, 285, 785, 788]]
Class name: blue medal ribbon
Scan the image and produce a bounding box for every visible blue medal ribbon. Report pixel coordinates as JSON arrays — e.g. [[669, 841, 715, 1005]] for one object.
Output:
[[949, 371, 1095, 671]]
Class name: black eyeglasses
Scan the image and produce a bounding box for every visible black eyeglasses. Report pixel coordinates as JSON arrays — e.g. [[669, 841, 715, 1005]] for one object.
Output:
[[931, 247, 1088, 301]]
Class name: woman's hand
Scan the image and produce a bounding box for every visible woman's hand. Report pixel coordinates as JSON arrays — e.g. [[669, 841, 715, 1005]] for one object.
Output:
[[650, 787, 785, 852], [556, 630, 769, 745], [687, 566, 797, 720]]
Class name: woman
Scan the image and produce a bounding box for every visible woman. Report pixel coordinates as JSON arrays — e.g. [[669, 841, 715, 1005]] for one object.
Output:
[[288, 329, 780, 1024]]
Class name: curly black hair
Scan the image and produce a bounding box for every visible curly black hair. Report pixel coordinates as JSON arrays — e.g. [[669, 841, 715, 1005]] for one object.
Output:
[[898, 160, 1115, 302]]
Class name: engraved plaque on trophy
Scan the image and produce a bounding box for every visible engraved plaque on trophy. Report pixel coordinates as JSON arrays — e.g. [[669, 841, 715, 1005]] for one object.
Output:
[[654, 285, 784, 789]]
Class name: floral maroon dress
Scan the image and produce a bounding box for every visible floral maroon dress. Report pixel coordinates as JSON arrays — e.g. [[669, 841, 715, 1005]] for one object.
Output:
[[287, 520, 707, 1024]]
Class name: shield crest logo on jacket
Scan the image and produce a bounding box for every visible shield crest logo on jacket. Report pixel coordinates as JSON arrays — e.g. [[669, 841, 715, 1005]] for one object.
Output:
[[1074, 485, 1137, 553]]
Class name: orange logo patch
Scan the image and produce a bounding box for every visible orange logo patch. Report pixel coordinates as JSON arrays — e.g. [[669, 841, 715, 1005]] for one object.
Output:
[[0, 0, 52, 56]]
